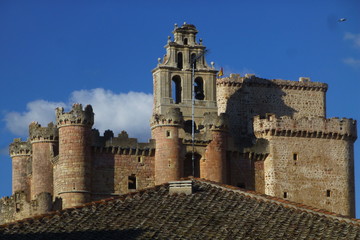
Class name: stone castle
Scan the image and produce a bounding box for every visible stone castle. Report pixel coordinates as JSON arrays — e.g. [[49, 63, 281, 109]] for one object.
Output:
[[1, 23, 357, 224]]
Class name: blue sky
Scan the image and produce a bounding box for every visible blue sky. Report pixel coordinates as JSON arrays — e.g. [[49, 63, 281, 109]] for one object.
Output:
[[0, 1, 359, 217]]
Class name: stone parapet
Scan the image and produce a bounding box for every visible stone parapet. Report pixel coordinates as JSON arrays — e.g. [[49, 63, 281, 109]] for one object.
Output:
[[217, 74, 328, 92], [203, 112, 228, 131], [150, 107, 184, 129], [9, 139, 31, 157], [29, 122, 58, 143], [56, 103, 94, 128], [253, 114, 357, 141]]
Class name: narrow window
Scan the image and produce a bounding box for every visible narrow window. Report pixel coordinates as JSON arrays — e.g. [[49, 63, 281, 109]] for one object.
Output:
[[177, 52, 183, 69], [171, 75, 182, 104], [326, 190, 331, 197], [183, 38, 188, 45], [194, 77, 204, 100], [137, 156, 143, 163], [293, 153, 298, 161], [190, 53, 197, 69], [166, 130, 171, 138], [283, 192, 288, 199], [128, 175, 136, 190]]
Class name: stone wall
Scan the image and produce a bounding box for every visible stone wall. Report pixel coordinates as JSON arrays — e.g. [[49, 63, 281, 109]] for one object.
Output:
[[217, 74, 328, 145]]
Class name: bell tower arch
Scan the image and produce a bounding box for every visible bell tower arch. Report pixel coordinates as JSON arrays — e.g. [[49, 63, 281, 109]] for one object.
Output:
[[152, 23, 218, 128]]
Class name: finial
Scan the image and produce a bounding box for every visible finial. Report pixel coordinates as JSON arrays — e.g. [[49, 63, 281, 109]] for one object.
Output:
[[167, 35, 171, 43], [158, 58, 161, 64], [211, 61, 215, 69], [183, 22, 187, 25], [174, 23, 178, 28]]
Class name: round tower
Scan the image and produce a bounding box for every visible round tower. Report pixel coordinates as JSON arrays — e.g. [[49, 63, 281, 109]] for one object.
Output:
[[151, 108, 183, 185], [9, 139, 31, 195], [29, 122, 58, 200], [203, 112, 228, 183], [55, 104, 94, 208]]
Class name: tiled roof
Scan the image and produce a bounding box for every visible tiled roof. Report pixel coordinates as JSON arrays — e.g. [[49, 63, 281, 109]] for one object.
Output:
[[1, 179, 360, 239]]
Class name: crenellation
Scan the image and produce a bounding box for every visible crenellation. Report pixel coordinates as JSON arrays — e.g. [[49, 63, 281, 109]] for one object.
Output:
[[29, 122, 58, 143], [9, 139, 31, 157], [56, 103, 94, 127], [253, 115, 357, 141]]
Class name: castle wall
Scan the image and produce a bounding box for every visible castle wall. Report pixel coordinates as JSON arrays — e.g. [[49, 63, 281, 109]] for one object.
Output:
[[91, 149, 155, 200], [254, 115, 357, 217], [217, 75, 327, 144], [30, 142, 55, 199]]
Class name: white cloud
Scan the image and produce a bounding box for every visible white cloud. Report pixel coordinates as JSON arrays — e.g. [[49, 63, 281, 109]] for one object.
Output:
[[4, 100, 66, 136], [70, 89, 153, 141], [344, 32, 360, 48], [3, 89, 153, 142], [343, 57, 360, 69]]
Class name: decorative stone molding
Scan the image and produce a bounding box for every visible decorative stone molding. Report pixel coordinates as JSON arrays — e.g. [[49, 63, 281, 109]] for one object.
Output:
[[253, 114, 357, 141], [29, 122, 58, 143], [56, 103, 94, 128], [9, 139, 31, 157]]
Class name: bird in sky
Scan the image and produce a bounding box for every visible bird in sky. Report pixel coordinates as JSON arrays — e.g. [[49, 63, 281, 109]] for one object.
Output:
[[338, 18, 347, 22]]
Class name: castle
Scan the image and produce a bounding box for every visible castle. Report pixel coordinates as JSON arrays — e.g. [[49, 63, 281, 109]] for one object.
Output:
[[0, 23, 357, 224]]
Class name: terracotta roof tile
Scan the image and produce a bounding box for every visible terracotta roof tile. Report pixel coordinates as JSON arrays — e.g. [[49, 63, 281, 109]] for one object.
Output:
[[0, 179, 359, 239]]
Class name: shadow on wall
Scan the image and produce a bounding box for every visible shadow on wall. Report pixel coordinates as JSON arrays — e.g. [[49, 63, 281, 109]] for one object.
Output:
[[225, 77, 296, 148], [0, 229, 144, 240]]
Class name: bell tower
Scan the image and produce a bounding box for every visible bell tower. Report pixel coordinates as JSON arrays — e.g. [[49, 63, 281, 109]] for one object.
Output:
[[152, 23, 218, 129]]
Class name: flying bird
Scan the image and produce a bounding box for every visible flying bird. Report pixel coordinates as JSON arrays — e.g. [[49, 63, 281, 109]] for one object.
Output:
[[338, 18, 347, 22]]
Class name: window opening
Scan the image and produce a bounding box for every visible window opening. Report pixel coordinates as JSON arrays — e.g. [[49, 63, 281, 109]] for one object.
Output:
[[128, 174, 136, 190], [184, 120, 196, 134], [177, 52, 183, 69], [184, 38, 188, 45], [326, 190, 331, 197], [166, 130, 171, 138], [293, 153, 298, 161], [171, 75, 182, 104], [283, 192, 288, 198], [194, 77, 204, 100], [190, 53, 197, 69], [237, 183, 245, 188]]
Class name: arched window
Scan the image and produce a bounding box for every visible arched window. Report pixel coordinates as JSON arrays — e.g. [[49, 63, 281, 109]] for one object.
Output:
[[184, 38, 188, 45], [190, 53, 197, 69], [194, 77, 204, 100], [171, 75, 182, 104], [184, 152, 201, 178], [177, 52, 183, 69]]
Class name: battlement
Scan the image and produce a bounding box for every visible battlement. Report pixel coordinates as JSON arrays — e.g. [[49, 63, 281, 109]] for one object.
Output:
[[0, 191, 54, 225], [151, 107, 184, 129], [29, 122, 58, 143], [9, 139, 31, 157], [56, 103, 94, 127], [217, 74, 328, 92], [203, 112, 228, 131], [253, 114, 357, 141], [92, 129, 155, 155]]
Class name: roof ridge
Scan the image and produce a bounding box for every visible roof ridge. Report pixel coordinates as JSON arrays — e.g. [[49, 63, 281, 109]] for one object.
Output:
[[193, 178, 360, 225]]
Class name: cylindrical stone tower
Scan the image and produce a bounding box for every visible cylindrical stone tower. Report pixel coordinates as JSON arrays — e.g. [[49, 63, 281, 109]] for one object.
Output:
[[151, 108, 183, 185], [55, 104, 94, 208], [29, 122, 58, 200], [203, 112, 228, 183], [9, 139, 31, 196]]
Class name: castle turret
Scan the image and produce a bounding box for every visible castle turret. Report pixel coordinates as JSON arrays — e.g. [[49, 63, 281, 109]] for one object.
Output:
[[9, 139, 31, 196], [203, 112, 228, 183], [55, 104, 94, 208], [151, 108, 183, 185], [29, 122, 58, 200]]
